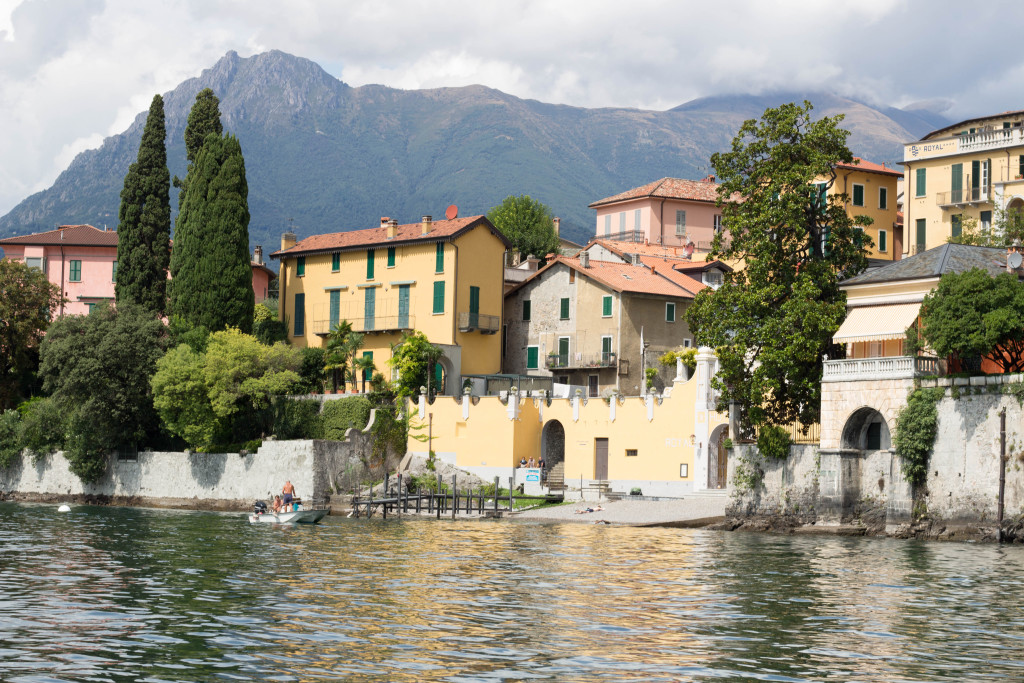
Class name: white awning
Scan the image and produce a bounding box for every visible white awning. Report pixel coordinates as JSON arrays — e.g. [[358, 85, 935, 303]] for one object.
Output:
[[833, 303, 921, 344]]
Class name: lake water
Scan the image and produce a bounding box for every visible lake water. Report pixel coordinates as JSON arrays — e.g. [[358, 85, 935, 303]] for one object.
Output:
[[2, 503, 1023, 682]]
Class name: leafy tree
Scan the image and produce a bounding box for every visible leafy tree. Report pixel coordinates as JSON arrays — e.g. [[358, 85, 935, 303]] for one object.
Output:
[[0, 259, 63, 410], [487, 194, 560, 258], [324, 321, 363, 392], [173, 87, 223, 198], [116, 94, 171, 315], [389, 331, 443, 399], [687, 101, 871, 429], [0, 409, 21, 468], [919, 268, 1024, 373], [947, 207, 1024, 247], [169, 132, 255, 333], [38, 303, 169, 482], [354, 354, 376, 393], [297, 346, 327, 394], [152, 329, 302, 449], [253, 302, 288, 345]]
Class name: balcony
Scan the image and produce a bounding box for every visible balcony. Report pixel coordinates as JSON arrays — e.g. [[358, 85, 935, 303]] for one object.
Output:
[[458, 312, 500, 334], [936, 186, 991, 207], [545, 352, 617, 370], [313, 315, 415, 335], [822, 355, 942, 382], [600, 230, 645, 243]]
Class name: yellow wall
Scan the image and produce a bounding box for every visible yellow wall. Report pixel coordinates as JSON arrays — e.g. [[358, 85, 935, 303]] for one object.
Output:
[[454, 225, 505, 375], [816, 167, 901, 259]]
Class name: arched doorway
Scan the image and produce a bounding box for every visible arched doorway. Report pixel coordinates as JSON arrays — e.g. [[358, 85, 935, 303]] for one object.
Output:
[[708, 425, 729, 489], [432, 356, 455, 396], [841, 407, 891, 451], [541, 420, 565, 467]]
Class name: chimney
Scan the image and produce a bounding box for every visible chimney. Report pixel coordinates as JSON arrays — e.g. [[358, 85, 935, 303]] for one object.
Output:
[[254, 245, 263, 265], [382, 217, 396, 239], [281, 231, 296, 251], [580, 250, 590, 268], [703, 174, 716, 183], [631, 253, 640, 266], [553, 217, 561, 237], [525, 254, 540, 271], [644, 238, 649, 246], [421, 215, 433, 235]]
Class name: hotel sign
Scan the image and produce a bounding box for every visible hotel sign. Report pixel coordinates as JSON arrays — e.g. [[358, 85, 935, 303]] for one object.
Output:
[[904, 139, 958, 161]]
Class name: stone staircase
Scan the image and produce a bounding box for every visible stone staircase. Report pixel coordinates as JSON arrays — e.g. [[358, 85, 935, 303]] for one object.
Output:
[[546, 462, 566, 492]]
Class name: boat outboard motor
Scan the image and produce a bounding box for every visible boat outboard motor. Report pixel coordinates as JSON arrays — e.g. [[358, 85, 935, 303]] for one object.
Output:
[[253, 500, 268, 514]]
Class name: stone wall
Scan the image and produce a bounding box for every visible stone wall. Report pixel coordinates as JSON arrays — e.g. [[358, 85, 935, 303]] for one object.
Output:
[[0, 434, 372, 510]]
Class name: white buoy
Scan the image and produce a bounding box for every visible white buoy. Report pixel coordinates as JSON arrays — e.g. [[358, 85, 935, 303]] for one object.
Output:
[[57, 505, 71, 512]]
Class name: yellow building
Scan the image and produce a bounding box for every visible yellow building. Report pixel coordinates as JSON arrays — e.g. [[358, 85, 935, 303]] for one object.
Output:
[[813, 157, 903, 260], [271, 215, 511, 393], [903, 110, 1024, 254]]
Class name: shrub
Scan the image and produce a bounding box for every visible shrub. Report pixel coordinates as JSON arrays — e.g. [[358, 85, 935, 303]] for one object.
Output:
[[756, 424, 792, 461], [297, 346, 327, 394], [62, 409, 111, 484], [659, 347, 697, 374], [0, 410, 22, 468], [322, 397, 372, 440], [894, 387, 945, 486], [253, 303, 288, 345], [272, 398, 324, 439], [17, 396, 65, 460]]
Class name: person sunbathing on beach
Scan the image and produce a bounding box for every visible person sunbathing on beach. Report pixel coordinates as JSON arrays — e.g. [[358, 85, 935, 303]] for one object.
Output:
[[574, 505, 605, 514]]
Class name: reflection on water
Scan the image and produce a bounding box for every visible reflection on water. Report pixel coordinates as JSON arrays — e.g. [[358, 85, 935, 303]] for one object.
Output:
[[2, 502, 1023, 682]]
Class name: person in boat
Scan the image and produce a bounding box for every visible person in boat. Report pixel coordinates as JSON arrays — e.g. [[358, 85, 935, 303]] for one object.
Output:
[[282, 480, 296, 510], [272, 495, 283, 513]]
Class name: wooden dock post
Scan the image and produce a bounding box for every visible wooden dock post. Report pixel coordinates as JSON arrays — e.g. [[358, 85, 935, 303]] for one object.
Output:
[[494, 476, 499, 513], [452, 475, 457, 520], [508, 477, 513, 511]]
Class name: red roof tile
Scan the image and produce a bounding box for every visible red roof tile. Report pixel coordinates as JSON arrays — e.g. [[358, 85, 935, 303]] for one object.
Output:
[[508, 255, 697, 299], [0, 224, 119, 247], [835, 157, 903, 178], [269, 215, 509, 258], [589, 177, 721, 207]]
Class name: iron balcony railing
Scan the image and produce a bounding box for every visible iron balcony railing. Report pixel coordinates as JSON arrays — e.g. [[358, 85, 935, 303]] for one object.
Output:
[[822, 355, 941, 382], [458, 312, 500, 334], [545, 352, 617, 370], [313, 315, 415, 335], [936, 186, 991, 207], [600, 230, 645, 243]]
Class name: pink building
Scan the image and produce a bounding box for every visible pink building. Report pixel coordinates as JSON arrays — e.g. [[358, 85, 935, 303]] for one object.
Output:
[[0, 224, 276, 317], [588, 176, 725, 252]]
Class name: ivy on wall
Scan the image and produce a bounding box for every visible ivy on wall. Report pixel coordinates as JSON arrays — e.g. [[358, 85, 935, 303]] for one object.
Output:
[[893, 387, 945, 486]]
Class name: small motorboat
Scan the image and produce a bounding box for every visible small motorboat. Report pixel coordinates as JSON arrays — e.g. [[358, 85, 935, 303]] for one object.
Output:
[[248, 499, 329, 524]]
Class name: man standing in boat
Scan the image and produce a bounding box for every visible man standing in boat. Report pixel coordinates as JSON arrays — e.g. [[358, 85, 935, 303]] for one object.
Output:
[[282, 480, 296, 510]]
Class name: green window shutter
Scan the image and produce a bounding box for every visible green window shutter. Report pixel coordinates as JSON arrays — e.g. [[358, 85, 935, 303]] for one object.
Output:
[[1018, 155, 1024, 178], [952, 214, 962, 238], [527, 346, 538, 370], [916, 219, 927, 250], [971, 160, 980, 189], [853, 185, 864, 206], [329, 290, 340, 330], [112, 261, 118, 283], [666, 302, 676, 322], [951, 163, 963, 202], [69, 260, 81, 282], [602, 295, 612, 317], [366, 249, 375, 279], [560, 298, 569, 319], [879, 230, 887, 252], [398, 285, 410, 328], [435, 242, 444, 273], [297, 257, 305, 277], [294, 293, 305, 335], [879, 187, 887, 210], [602, 336, 612, 353], [362, 351, 373, 382], [387, 247, 396, 267], [522, 300, 531, 321], [433, 281, 445, 314], [916, 168, 926, 197], [332, 253, 340, 271], [364, 287, 376, 331]]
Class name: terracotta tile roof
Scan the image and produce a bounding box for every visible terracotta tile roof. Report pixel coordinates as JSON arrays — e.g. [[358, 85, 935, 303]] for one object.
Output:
[[508, 255, 698, 299], [670, 259, 732, 275], [835, 157, 903, 178], [0, 224, 119, 247], [589, 177, 721, 207], [589, 238, 697, 262], [270, 215, 510, 258], [636, 256, 706, 294]]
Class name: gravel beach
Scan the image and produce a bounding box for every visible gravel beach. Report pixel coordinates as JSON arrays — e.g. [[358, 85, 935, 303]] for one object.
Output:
[[511, 495, 728, 526]]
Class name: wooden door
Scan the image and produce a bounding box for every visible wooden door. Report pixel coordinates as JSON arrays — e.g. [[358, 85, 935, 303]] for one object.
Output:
[[715, 433, 728, 488], [595, 438, 609, 480]]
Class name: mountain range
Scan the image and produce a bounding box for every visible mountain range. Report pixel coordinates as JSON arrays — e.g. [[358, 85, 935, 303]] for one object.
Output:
[[0, 50, 949, 255]]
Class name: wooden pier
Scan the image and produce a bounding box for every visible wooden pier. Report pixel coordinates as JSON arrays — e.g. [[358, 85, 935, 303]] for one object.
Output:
[[351, 474, 562, 519]]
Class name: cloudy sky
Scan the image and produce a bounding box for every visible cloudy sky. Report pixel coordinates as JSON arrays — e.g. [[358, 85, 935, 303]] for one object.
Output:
[[0, 0, 1021, 216]]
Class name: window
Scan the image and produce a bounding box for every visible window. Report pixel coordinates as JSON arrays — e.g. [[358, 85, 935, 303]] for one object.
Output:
[[981, 210, 992, 230], [1019, 154, 1024, 178], [526, 346, 539, 370], [293, 293, 305, 336], [915, 168, 926, 197], [952, 214, 962, 239], [683, 338, 692, 348], [665, 302, 676, 322], [559, 297, 570, 320], [67, 260, 81, 282], [387, 247, 396, 268], [522, 300, 531, 321], [588, 374, 599, 398], [26, 257, 42, 270], [364, 287, 376, 331], [916, 218, 926, 252], [951, 163, 963, 202], [569, 269, 575, 284], [297, 256, 305, 277], [852, 183, 864, 207], [814, 182, 827, 208], [432, 281, 445, 314], [634, 209, 641, 231], [626, 449, 638, 457], [558, 337, 569, 367], [619, 212, 626, 232], [366, 249, 375, 279], [602, 335, 613, 363], [361, 351, 374, 383], [332, 253, 340, 272], [435, 242, 444, 272], [868, 340, 882, 358], [112, 261, 118, 283], [604, 215, 611, 236], [879, 187, 888, 210], [602, 295, 612, 317], [878, 229, 888, 253], [329, 290, 340, 330], [714, 214, 723, 233], [675, 210, 686, 237], [468, 286, 480, 327]]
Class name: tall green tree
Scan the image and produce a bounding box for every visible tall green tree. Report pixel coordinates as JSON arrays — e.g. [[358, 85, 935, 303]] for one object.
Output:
[[687, 101, 872, 430], [116, 94, 171, 314], [487, 194, 561, 258], [170, 132, 255, 333], [388, 331, 443, 400], [0, 259, 63, 410], [173, 87, 223, 199], [920, 268, 1024, 373]]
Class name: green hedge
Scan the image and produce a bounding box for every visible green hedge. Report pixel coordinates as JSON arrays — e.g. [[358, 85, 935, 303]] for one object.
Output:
[[272, 398, 324, 440], [322, 397, 372, 440]]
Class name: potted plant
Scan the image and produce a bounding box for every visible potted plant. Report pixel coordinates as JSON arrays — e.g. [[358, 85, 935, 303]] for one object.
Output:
[[630, 487, 642, 496]]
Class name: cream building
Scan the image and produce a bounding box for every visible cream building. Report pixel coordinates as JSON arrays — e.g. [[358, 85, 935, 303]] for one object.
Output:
[[903, 110, 1024, 253]]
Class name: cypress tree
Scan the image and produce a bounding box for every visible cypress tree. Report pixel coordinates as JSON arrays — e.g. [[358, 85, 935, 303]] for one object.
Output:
[[171, 133, 254, 333], [116, 94, 171, 315]]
